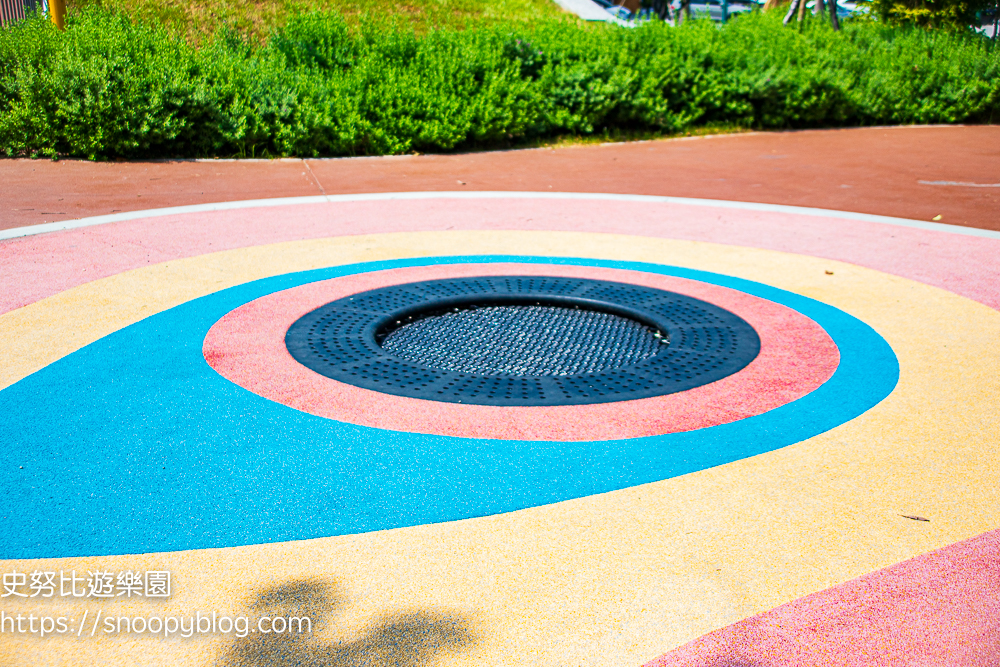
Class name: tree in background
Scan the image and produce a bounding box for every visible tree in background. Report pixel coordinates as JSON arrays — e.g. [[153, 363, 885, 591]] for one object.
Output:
[[862, 0, 993, 28], [772, 0, 993, 30]]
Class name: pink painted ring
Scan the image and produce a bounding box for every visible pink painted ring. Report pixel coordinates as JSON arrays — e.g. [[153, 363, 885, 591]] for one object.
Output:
[[204, 263, 839, 441]]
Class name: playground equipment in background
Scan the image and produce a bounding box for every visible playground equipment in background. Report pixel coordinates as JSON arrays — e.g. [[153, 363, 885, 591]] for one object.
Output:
[[0, 0, 63, 28]]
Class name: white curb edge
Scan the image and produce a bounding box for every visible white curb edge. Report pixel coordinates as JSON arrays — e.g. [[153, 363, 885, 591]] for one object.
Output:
[[3, 191, 999, 241]]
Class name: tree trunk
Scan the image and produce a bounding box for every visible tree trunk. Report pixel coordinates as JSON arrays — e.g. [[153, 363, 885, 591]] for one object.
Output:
[[783, 0, 800, 23], [829, 0, 840, 29]]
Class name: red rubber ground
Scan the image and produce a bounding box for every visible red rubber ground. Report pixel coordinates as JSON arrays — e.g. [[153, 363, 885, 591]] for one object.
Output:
[[3, 125, 999, 232]]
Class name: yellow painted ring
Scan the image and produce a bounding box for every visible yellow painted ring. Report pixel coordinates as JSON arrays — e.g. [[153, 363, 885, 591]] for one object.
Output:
[[1, 230, 998, 666]]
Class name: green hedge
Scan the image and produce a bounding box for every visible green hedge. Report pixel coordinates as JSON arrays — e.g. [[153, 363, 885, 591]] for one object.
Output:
[[1, 9, 997, 159]]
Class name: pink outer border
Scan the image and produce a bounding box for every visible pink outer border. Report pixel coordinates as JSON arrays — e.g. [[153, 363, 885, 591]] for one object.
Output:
[[203, 263, 838, 441], [2, 197, 998, 317], [645, 528, 1000, 667]]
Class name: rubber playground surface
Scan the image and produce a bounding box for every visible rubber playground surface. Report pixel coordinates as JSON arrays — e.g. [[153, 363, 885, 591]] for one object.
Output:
[[1, 127, 999, 666]]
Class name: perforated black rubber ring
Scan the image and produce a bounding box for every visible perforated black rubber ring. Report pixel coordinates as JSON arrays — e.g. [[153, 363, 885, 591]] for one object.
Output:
[[285, 276, 761, 406]]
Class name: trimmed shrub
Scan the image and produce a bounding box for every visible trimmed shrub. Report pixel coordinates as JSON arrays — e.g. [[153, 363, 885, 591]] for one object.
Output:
[[1, 9, 997, 159]]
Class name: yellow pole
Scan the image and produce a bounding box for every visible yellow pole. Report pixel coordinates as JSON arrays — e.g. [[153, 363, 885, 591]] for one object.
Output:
[[48, 0, 65, 29]]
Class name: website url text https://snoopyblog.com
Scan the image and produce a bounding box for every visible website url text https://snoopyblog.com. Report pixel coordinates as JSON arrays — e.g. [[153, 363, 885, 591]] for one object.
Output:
[[2, 568, 312, 639], [1, 610, 312, 638]]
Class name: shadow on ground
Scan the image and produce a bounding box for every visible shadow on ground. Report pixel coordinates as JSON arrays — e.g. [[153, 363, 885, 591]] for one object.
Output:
[[217, 579, 474, 667]]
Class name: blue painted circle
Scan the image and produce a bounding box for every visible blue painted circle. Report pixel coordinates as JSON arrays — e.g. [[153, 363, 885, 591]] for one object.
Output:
[[0, 256, 898, 558]]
